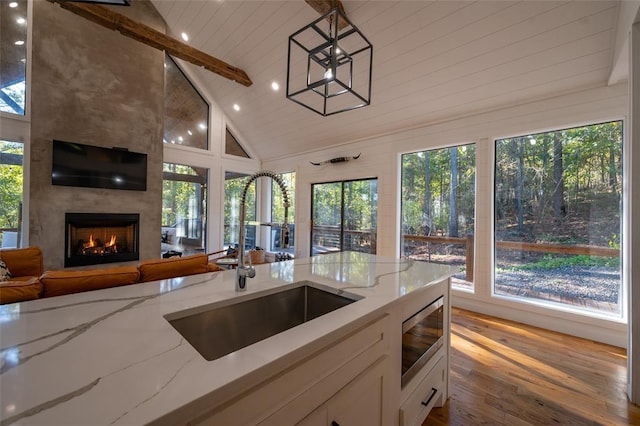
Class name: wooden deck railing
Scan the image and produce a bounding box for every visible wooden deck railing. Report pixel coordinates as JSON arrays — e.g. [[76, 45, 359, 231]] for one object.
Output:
[[402, 234, 619, 283], [309, 228, 618, 282]]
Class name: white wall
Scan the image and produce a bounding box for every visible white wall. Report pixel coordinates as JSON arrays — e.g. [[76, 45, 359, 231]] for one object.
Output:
[[263, 83, 629, 348]]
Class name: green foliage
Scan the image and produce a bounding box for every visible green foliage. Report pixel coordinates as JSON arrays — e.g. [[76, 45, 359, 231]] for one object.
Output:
[[504, 254, 619, 271], [0, 141, 24, 230], [271, 172, 295, 224], [224, 174, 255, 245], [495, 121, 622, 246], [312, 179, 377, 230], [401, 144, 475, 236]]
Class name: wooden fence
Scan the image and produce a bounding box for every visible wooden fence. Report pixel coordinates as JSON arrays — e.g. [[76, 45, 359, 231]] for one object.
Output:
[[402, 235, 619, 283]]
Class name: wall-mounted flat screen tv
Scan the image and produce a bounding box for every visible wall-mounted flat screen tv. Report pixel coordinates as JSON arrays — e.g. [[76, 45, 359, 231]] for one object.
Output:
[[51, 140, 147, 191]]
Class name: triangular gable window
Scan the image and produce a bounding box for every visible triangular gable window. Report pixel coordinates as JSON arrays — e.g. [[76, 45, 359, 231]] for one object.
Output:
[[164, 55, 209, 150], [225, 128, 250, 158]]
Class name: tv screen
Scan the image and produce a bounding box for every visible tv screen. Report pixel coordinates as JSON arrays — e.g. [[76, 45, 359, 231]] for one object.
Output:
[[51, 140, 147, 191]]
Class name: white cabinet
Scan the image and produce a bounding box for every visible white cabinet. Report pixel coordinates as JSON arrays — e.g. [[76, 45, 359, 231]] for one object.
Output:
[[399, 354, 446, 426], [196, 314, 392, 426], [398, 277, 451, 426], [295, 356, 386, 426], [190, 277, 451, 426]]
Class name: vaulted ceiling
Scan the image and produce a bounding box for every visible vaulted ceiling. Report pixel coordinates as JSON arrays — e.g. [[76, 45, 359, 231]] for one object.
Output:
[[150, 0, 633, 162]]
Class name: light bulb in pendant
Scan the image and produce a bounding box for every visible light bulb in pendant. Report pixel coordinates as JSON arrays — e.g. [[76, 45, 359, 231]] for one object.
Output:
[[324, 68, 333, 80]]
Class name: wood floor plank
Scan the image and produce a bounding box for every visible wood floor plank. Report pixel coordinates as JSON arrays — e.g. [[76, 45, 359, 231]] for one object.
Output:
[[425, 308, 640, 425]]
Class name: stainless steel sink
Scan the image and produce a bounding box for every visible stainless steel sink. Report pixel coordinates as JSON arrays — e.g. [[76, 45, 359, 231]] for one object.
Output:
[[164, 281, 362, 361]]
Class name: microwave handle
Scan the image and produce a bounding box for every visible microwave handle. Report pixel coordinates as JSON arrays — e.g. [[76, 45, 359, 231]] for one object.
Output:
[[402, 296, 443, 333]]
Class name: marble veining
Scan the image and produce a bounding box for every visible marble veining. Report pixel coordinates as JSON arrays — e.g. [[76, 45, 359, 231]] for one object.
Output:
[[0, 274, 215, 371], [0, 252, 452, 425]]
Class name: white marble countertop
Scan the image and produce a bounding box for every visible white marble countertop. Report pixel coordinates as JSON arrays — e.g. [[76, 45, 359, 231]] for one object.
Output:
[[0, 252, 452, 425]]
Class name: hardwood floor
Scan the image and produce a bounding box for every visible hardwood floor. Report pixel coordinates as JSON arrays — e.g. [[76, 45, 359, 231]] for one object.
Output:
[[425, 308, 640, 425]]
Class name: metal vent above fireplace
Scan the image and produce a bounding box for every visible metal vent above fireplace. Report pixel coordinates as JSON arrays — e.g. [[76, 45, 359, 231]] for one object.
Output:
[[65, 213, 140, 267]]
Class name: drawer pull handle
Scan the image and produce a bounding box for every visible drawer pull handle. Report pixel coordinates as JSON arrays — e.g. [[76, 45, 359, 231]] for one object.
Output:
[[421, 387, 438, 407]]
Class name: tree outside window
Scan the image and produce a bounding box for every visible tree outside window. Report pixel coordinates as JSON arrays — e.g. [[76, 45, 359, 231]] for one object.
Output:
[[0, 140, 24, 247], [401, 144, 476, 289], [494, 121, 622, 316]]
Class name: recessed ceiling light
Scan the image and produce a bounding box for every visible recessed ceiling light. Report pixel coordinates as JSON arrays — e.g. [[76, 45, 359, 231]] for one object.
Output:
[[181, 32, 189, 42], [198, 122, 207, 130], [271, 81, 279, 91], [171, 140, 175, 144], [9, 2, 18, 8], [178, 136, 184, 142], [187, 130, 193, 136], [16, 17, 26, 25], [233, 104, 240, 111], [14, 40, 24, 46]]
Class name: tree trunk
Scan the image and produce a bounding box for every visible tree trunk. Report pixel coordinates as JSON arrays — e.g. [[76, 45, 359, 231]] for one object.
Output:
[[552, 133, 566, 228], [423, 152, 432, 235], [516, 139, 524, 234], [448, 147, 459, 237], [609, 145, 617, 192]]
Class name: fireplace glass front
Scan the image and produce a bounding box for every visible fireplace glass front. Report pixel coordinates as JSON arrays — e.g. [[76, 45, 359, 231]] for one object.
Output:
[[65, 213, 140, 267]]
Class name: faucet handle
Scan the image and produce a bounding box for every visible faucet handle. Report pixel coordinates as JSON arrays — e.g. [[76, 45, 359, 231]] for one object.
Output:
[[245, 251, 256, 278], [246, 266, 256, 278]]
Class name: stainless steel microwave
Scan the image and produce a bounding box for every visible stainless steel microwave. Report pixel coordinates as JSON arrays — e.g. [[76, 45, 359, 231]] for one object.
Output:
[[401, 296, 444, 388]]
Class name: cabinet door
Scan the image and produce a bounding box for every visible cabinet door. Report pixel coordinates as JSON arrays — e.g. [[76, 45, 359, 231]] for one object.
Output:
[[297, 406, 326, 426], [325, 356, 386, 426]]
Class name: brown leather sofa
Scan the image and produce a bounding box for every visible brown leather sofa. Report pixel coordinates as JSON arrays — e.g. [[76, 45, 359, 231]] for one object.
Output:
[[0, 247, 223, 305], [0, 246, 44, 304]]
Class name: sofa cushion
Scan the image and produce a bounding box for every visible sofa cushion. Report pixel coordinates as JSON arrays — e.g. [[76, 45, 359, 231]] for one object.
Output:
[[0, 246, 44, 278], [40, 266, 141, 298], [0, 277, 42, 305], [138, 253, 209, 283], [207, 262, 224, 273]]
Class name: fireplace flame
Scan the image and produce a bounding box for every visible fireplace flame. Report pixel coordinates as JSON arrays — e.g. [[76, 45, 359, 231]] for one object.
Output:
[[83, 234, 96, 249], [105, 234, 117, 248]]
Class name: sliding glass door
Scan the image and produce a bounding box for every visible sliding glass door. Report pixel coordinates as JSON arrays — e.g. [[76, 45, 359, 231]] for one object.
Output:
[[311, 178, 377, 255]]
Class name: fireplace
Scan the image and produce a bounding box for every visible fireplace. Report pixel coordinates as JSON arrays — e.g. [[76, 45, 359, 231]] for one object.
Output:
[[65, 213, 140, 267]]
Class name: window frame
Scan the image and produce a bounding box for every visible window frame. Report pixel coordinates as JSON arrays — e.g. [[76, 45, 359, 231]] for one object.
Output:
[[491, 120, 624, 319], [0, 0, 31, 120], [399, 142, 477, 292]]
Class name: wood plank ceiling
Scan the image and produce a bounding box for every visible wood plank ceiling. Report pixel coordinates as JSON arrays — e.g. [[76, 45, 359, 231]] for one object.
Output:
[[150, 0, 624, 162]]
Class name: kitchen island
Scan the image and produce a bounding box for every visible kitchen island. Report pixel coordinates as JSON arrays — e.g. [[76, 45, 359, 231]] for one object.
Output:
[[0, 252, 453, 425]]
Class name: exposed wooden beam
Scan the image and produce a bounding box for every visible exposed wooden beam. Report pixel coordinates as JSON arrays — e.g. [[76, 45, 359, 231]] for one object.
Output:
[[305, 0, 349, 30], [47, 0, 252, 87]]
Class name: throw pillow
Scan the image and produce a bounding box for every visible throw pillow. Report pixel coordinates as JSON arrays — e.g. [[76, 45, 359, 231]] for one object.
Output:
[[0, 259, 12, 281]]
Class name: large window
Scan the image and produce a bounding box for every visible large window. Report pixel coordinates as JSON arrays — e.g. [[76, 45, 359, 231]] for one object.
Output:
[[224, 172, 256, 250], [270, 171, 295, 252], [1, 0, 28, 115], [163, 55, 208, 149], [162, 163, 207, 256], [0, 140, 24, 248], [401, 144, 476, 290], [311, 179, 377, 256], [494, 121, 622, 316]]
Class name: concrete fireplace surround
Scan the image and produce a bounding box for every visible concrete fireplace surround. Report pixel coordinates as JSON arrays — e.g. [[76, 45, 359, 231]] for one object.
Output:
[[29, 0, 165, 270]]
